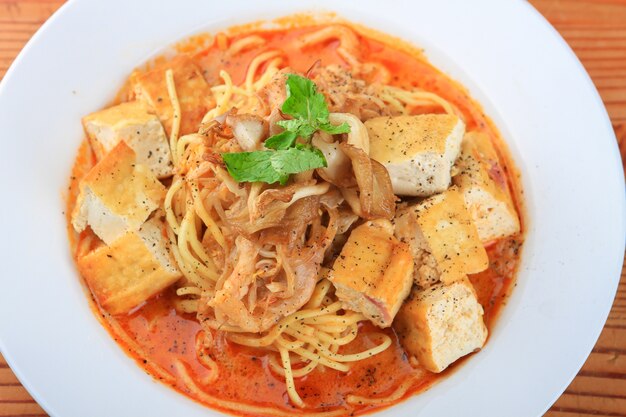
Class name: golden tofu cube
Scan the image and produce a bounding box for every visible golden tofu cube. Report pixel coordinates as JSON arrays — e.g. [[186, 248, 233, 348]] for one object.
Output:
[[77, 217, 181, 314], [82, 101, 173, 178], [329, 219, 414, 328], [366, 114, 464, 196], [394, 188, 488, 287], [453, 132, 520, 243], [71, 141, 165, 245], [393, 279, 487, 373]]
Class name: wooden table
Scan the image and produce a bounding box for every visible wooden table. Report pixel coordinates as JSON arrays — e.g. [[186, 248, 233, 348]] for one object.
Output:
[[1, 1, 625, 416]]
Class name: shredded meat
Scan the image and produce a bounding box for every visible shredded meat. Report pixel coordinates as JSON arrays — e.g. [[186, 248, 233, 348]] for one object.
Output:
[[257, 67, 295, 112], [201, 198, 338, 333], [258, 196, 321, 248], [339, 143, 396, 220]]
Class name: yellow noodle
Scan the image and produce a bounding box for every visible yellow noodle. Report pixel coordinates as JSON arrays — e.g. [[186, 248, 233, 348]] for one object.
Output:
[[316, 325, 358, 346], [195, 333, 219, 384], [166, 225, 211, 289], [184, 212, 214, 266], [377, 90, 407, 114], [284, 328, 391, 363], [275, 334, 307, 351], [381, 85, 458, 116], [165, 69, 182, 167], [278, 345, 304, 407], [202, 70, 235, 122], [178, 211, 219, 281], [302, 313, 364, 326], [303, 279, 332, 308], [72, 30, 466, 414], [227, 301, 343, 347], [245, 50, 281, 92], [211, 84, 251, 96], [336, 48, 360, 68], [252, 57, 282, 90], [164, 176, 184, 234], [176, 133, 204, 167], [346, 378, 414, 406], [174, 298, 200, 314], [288, 345, 349, 372], [189, 181, 226, 249], [228, 35, 266, 55], [268, 353, 319, 378], [176, 286, 203, 296]]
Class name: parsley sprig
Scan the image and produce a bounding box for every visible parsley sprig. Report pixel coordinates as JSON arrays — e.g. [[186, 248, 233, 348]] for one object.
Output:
[[222, 74, 351, 185]]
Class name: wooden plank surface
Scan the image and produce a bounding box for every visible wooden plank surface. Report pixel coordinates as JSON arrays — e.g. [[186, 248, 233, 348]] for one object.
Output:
[[0, 0, 624, 416]]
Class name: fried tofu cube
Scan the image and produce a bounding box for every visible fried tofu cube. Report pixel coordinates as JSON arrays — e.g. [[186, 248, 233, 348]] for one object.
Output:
[[453, 132, 520, 243], [366, 114, 465, 196], [394, 188, 488, 288], [82, 101, 174, 178], [131, 55, 213, 136], [393, 279, 487, 373], [77, 217, 181, 314], [71, 141, 166, 245], [328, 219, 414, 328]]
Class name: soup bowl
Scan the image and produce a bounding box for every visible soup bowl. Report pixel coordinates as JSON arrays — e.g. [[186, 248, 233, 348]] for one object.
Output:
[[0, 1, 624, 416]]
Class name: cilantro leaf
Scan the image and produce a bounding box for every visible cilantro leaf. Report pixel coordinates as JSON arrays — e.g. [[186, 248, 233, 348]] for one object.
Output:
[[222, 147, 327, 185]]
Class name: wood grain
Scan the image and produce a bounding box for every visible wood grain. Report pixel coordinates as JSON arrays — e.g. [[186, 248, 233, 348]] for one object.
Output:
[[0, 1, 624, 416]]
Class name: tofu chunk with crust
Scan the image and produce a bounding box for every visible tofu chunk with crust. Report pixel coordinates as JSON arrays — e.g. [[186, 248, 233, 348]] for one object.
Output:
[[393, 279, 488, 373], [328, 219, 414, 328], [365, 114, 465, 196], [82, 101, 173, 178], [131, 54, 213, 136], [394, 188, 488, 288], [453, 132, 520, 243], [77, 217, 181, 314], [71, 141, 166, 245]]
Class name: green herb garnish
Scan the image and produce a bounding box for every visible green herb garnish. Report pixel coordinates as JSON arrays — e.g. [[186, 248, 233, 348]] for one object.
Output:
[[221, 145, 327, 186], [222, 74, 350, 184]]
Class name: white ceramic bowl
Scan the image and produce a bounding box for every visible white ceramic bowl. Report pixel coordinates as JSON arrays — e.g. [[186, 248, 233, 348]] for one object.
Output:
[[0, 1, 624, 416]]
